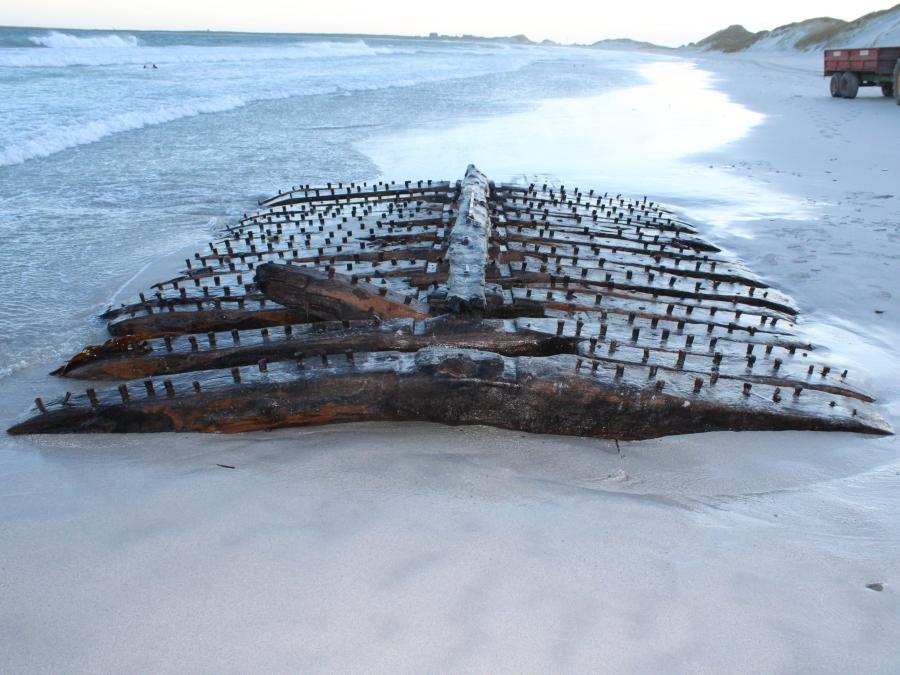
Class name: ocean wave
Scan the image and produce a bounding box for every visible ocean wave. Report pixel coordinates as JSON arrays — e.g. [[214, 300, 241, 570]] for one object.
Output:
[[0, 38, 545, 166], [0, 95, 254, 166], [0, 328, 103, 381], [0, 354, 33, 380], [0, 38, 394, 67], [28, 31, 141, 49]]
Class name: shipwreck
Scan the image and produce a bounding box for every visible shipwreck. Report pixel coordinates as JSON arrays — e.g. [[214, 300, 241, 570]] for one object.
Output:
[[7, 166, 892, 438]]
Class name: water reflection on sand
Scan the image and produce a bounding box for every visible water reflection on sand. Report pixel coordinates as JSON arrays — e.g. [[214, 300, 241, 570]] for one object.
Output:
[[360, 59, 811, 236]]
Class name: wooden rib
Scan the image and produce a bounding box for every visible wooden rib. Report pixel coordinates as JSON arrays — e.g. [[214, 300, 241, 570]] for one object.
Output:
[[9, 349, 890, 437], [52, 317, 577, 380], [255, 262, 429, 321]]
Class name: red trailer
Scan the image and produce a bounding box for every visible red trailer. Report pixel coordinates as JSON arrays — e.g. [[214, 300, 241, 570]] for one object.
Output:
[[825, 47, 900, 103]]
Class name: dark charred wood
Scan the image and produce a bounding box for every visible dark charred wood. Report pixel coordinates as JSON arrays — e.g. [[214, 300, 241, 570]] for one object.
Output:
[[55, 317, 579, 380], [51, 336, 153, 376], [108, 308, 308, 338], [255, 262, 430, 320], [258, 183, 454, 209], [8, 349, 891, 438]]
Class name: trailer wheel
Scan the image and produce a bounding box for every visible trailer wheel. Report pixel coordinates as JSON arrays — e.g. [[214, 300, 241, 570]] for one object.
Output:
[[882, 83, 895, 97], [830, 74, 842, 97], [839, 72, 859, 99], [895, 60, 900, 105]]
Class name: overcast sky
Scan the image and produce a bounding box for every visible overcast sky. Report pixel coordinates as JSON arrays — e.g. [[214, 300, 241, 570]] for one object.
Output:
[[2, 0, 892, 46]]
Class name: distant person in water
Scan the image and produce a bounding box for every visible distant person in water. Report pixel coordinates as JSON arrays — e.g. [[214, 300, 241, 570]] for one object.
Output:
[[142, 64, 159, 69]]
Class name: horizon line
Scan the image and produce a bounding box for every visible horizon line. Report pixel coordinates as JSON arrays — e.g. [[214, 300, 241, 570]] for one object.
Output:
[[0, 23, 682, 49]]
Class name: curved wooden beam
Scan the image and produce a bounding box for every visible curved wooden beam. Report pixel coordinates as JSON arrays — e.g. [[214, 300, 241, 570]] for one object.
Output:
[[255, 263, 430, 320], [8, 349, 891, 438]]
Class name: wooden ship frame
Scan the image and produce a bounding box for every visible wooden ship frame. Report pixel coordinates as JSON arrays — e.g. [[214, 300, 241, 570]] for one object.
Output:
[[8, 166, 892, 438]]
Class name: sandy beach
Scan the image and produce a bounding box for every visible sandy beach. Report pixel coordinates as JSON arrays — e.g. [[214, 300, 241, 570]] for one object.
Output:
[[1, 41, 899, 672]]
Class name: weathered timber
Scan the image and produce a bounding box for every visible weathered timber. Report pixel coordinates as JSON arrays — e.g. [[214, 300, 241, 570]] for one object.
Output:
[[255, 262, 430, 320], [108, 308, 308, 338], [9, 166, 892, 439], [54, 317, 578, 380], [8, 349, 890, 437], [445, 165, 492, 313]]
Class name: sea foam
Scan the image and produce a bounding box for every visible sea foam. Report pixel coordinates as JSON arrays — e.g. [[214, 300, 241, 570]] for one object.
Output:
[[28, 31, 141, 49], [1, 36, 392, 67], [0, 35, 547, 167], [0, 95, 250, 167]]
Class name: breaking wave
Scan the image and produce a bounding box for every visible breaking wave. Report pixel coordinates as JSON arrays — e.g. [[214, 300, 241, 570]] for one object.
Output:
[[0, 95, 252, 166], [0, 35, 546, 167], [0, 37, 393, 67], [27, 31, 141, 49]]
